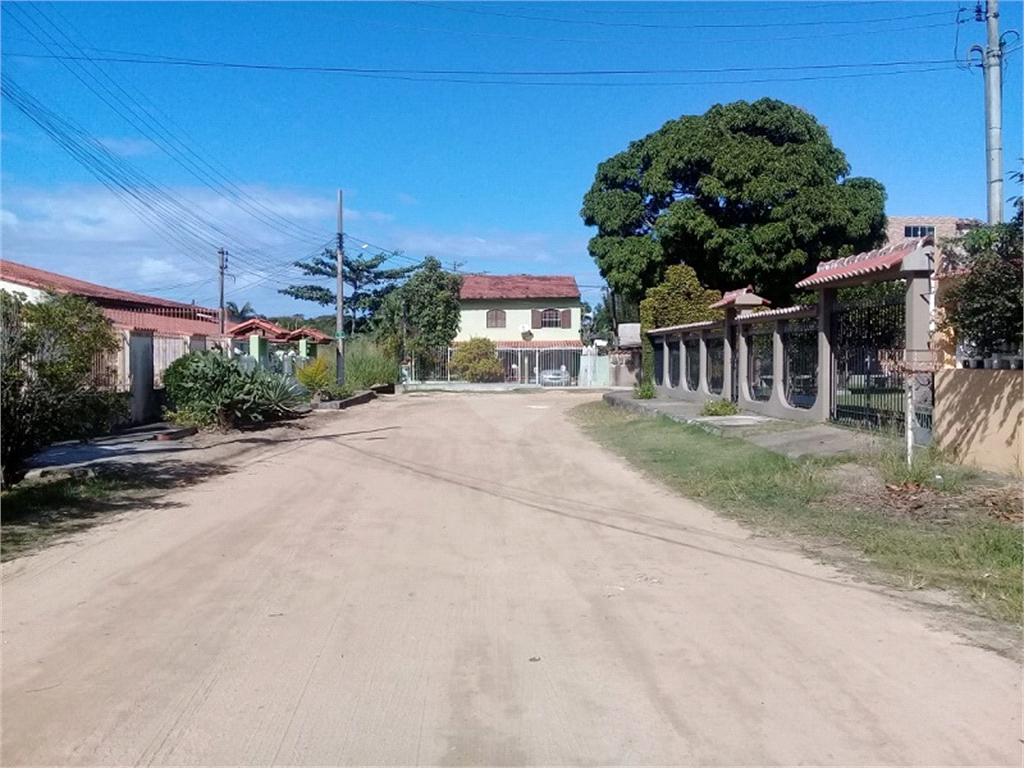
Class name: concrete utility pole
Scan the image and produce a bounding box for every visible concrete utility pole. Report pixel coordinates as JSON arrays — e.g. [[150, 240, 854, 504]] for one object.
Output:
[[218, 247, 228, 335], [336, 189, 346, 385], [972, 0, 1004, 224]]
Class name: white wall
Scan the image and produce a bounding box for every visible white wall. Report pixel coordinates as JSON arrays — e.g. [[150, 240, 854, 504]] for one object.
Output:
[[0, 279, 46, 302], [456, 299, 581, 342]]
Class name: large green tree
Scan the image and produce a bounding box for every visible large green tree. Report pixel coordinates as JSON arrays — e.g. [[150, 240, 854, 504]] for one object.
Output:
[[581, 98, 887, 305], [374, 256, 462, 357], [279, 249, 419, 336]]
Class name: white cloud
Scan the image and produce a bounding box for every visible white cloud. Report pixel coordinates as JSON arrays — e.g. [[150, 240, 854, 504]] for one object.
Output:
[[96, 137, 158, 157]]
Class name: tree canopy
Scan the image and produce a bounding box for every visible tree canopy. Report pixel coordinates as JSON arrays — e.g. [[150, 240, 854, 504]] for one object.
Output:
[[581, 98, 887, 305], [374, 256, 462, 357], [279, 248, 419, 336]]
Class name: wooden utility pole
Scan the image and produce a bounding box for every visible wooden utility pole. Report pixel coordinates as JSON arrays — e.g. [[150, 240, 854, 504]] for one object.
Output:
[[218, 247, 228, 334], [336, 190, 346, 385]]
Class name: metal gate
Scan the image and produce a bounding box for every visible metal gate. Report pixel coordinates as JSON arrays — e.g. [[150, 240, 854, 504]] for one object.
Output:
[[830, 295, 905, 431]]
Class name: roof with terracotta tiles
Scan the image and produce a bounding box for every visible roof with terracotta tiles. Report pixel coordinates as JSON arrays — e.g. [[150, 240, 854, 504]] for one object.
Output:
[[227, 317, 293, 339], [709, 285, 770, 309], [795, 238, 931, 289], [455, 339, 584, 349], [459, 274, 580, 300], [102, 308, 223, 336], [0, 259, 216, 312], [286, 327, 332, 343]]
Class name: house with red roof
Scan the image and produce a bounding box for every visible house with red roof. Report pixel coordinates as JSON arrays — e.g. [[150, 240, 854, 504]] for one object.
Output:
[[0, 259, 222, 338], [455, 274, 583, 348]]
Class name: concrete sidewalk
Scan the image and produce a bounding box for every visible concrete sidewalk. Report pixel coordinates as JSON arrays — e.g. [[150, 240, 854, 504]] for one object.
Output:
[[603, 391, 891, 459]]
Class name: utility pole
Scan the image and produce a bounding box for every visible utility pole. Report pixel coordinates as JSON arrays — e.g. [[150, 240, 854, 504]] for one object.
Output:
[[972, 0, 1004, 223], [336, 189, 346, 385], [218, 247, 228, 334]]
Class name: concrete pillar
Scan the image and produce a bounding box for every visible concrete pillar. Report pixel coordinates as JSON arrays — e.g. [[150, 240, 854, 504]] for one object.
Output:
[[737, 322, 749, 404], [904, 275, 933, 352], [249, 333, 268, 366], [772, 319, 786, 406], [128, 330, 155, 424], [298, 338, 311, 359], [698, 332, 709, 395], [722, 309, 735, 401], [188, 335, 206, 353], [817, 288, 836, 420]]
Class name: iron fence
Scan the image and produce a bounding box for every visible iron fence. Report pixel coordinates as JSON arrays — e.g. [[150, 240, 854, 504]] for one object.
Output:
[[784, 319, 818, 409], [745, 323, 773, 402], [668, 339, 681, 387], [707, 336, 725, 395], [684, 338, 700, 391], [406, 345, 584, 386], [830, 295, 905, 430]]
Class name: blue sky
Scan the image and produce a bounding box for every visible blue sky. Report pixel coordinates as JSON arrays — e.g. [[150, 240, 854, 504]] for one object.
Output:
[[2, 1, 1021, 315]]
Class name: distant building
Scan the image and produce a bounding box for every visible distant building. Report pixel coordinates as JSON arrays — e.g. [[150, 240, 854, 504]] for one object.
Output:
[[455, 274, 583, 348], [884, 216, 981, 247]]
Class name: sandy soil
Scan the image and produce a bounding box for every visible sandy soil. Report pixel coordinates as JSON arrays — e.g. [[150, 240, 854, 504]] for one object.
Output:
[[2, 392, 1020, 766]]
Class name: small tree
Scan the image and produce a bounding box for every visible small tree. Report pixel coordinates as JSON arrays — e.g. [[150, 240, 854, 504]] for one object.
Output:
[[374, 256, 462, 359], [942, 201, 1024, 355], [450, 338, 505, 382], [638, 265, 723, 386], [1, 291, 125, 487]]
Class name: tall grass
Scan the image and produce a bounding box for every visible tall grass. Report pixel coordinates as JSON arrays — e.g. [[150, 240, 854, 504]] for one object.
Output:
[[343, 335, 399, 389]]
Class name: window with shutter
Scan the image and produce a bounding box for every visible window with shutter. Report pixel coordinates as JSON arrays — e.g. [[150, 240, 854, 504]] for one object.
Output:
[[531, 309, 542, 329], [486, 309, 506, 328], [540, 309, 560, 328], [560, 309, 572, 329]]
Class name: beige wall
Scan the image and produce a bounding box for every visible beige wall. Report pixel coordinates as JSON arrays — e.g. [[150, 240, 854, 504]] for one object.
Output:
[[933, 369, 1022, 476], [456, 298, 581, 343]]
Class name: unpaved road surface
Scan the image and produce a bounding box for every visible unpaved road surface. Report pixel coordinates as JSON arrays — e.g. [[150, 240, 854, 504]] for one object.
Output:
[[2, 392, 1020, 766]]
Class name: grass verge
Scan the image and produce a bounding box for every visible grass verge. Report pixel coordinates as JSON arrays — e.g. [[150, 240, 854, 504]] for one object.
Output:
[[570, 401, 1023, 623]]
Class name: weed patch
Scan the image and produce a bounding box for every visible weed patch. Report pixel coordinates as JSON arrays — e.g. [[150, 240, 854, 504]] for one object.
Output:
[[570, 401, 1023, 622]]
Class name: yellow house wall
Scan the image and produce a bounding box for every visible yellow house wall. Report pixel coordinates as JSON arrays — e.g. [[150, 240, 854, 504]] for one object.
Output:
[[933, 369, 1022, 476], [455, 299, 581, 343]]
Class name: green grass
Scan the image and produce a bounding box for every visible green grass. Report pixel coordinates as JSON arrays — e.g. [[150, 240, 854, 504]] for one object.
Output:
[[570, 401, 1023, 623]]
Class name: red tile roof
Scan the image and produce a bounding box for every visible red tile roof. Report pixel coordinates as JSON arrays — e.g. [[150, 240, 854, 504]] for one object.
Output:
[[460, 274, 580, 300], [103, 308, 223, 337], [286, 327, 332, 343], [0, 259, 216, 312], [227, 317, 292, 339], [709, 285, 770, 309], [455, 339, 583, 349], [795, 238, 929, 289]]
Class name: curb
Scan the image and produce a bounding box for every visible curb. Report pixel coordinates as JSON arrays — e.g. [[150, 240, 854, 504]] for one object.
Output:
[[309, 390, 377, 411], [153, 426, 199, 441], [602, 392, 726, 437]]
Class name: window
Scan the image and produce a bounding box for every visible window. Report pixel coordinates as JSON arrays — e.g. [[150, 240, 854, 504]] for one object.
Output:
[[904, 225, 935, 238], [541, 308, 561, 328], [486, 309, 506, 328]]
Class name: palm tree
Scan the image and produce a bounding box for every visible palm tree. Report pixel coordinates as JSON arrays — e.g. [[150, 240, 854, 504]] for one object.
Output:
[[225, 301, 258, 322]]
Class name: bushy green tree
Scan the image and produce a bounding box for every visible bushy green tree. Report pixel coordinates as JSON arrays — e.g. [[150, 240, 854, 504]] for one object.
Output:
[[375, 256, 462, 357], [638, 265, 723, 386], [1, 291, 126, 487], [581, 98, 887, 305], [942, 200, 1024, 355], [450, 338, 505, 382]]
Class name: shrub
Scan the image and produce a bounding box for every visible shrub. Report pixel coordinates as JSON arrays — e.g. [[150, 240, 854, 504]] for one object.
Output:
[[344, 335, 400, 389], [634, 380, 656, 399], [325, 384, 354, 401], [450, 338, 505, 382], [1, 291, 126, 488], [701, 398, 739, 416], [294, 357, 333, 401], [163, 352, 301, 429]]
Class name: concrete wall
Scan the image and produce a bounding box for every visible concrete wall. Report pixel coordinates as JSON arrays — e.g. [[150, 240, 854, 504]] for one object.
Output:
[[455, 298, 581, 342], [933, 369, 1022, 476], [0, 280, 47, 302]]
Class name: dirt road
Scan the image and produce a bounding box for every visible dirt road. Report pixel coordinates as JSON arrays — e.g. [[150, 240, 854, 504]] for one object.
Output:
[[2, 392, 1020, 766]]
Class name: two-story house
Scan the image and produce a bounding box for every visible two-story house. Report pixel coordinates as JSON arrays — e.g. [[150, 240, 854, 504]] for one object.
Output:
[[455, 274, 583, 384]]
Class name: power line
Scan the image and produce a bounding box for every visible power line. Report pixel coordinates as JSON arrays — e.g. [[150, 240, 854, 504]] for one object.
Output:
[[4, 4, 329, 248], [409, 3, 956, 30]]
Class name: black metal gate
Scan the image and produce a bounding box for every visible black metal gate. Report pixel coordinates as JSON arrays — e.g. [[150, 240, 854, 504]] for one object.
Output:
[[830, 294, 905, 431], [729, 326, 739, 403]]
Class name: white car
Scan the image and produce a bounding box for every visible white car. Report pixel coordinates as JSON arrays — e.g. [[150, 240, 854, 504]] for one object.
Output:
[[539, 368, 571, 387]]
